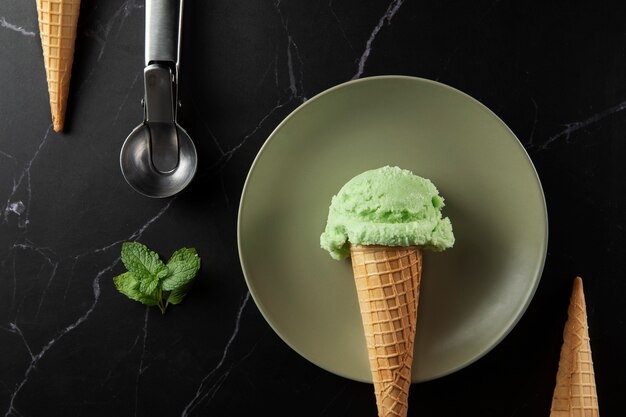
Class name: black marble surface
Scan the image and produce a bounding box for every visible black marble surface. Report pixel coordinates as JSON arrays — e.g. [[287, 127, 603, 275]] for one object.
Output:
[[1, 0, 625, 415]]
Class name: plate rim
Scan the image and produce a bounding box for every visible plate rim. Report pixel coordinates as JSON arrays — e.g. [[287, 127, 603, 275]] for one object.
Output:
[[237, 75, 549, 382]]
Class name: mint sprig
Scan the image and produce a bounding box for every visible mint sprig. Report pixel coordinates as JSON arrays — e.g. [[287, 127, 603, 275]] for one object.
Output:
[[113, 242, 201, 314]]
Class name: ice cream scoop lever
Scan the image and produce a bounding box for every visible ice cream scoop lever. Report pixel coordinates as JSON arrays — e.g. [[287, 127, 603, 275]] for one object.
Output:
[[120, 0, 197, 198]]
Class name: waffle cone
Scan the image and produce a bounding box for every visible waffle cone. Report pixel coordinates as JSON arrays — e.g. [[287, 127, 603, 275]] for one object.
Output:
[[550, 277, 599, 417], [350, 245, 422, 417], [36, 0, 81, 132]]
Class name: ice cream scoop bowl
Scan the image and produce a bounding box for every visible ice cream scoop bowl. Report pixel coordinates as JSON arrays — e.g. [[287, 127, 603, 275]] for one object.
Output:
[[120, 0, 197, 198], [120, 122, 196, 198]]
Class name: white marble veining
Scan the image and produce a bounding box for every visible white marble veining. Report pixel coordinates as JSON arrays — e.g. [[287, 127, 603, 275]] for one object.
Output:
[[328, 0, 355, 53], [286, 36, 299, 98], [5, 202, 24, 217], [201, 339, 262, 407], [0, 150, 16, 160], [538, 100, 626, 150], [10, 242, 56, 321], [2, 125, 52, 227], [6, 323, 34, 360], [134, 307, 150, 417], [272, 0, 306, 102], [192, 0, 408, 177], [78, 0, 143, 92], [75, 199, 175, 260], [214, 98, 291, 170], [0, 17, 35, 37], [3, 260, 116, 417], [180, 291, 251, 417], [113, 73, 142, 126], [11, 242, 59, 319], [3, 199, 175, 416], [87, 0, 143, 62], [352, 0, 404, 80]]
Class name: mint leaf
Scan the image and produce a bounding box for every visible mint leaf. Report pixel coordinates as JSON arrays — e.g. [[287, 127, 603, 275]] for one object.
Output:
[[138, 292, 159, 306], [113, 272, 139, 298], [162, 248, 200, 305], [168, 247, 199, 264], [164, 284, 191, 305], [113, 243, 201, 314], [161, 248, 200, 291], [121, 242, 167, 280], [113, 272, 159, 306], [156, 268, 169, 280], [139, 274, 160, 294], [161, 261, 198, 291]]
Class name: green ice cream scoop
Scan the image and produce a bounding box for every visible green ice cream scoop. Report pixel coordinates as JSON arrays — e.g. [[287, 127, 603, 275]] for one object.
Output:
[[320, 166, 455, 260]]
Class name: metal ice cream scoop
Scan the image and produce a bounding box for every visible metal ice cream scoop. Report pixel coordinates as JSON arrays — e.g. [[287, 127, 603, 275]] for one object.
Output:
[[120, 0, 197, 198]]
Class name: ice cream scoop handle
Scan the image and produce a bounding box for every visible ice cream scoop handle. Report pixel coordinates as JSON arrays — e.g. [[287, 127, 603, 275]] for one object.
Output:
[[145, 0, 180, 66]]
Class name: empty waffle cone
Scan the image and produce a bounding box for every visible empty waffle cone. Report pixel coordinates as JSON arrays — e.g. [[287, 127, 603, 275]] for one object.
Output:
[[350, 245, 422, 417], [550, 277, 599, 417], [36, 0, 81, 132]]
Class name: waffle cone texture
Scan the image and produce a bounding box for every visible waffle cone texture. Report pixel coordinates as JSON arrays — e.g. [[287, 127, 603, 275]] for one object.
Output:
[[350, 245, 422, 417], [36, 0, 81, 132], [550, 277, 599, 417]]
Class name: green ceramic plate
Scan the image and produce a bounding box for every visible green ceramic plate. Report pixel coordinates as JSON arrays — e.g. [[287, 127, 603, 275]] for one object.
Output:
[[238, 76, 548, 383]]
